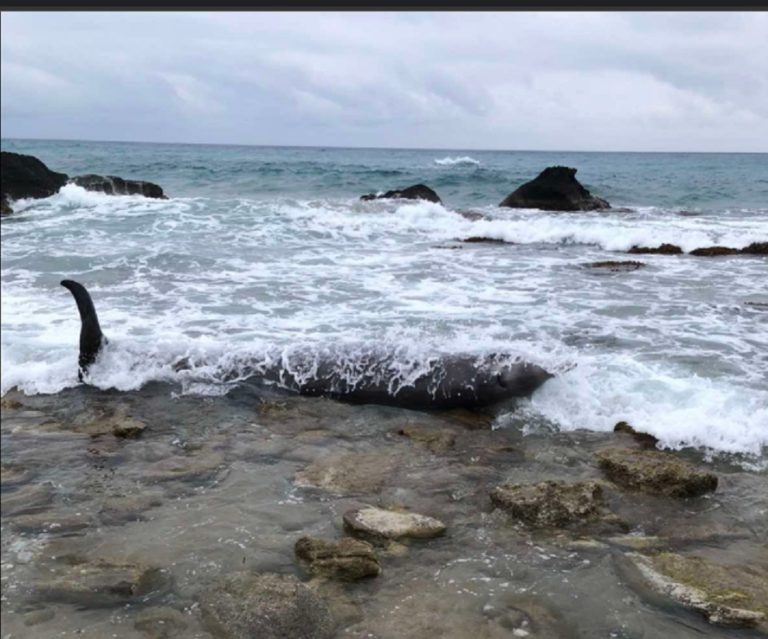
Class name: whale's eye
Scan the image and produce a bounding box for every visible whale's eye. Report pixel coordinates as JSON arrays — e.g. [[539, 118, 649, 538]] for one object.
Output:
[[496, 373, 508, 388]]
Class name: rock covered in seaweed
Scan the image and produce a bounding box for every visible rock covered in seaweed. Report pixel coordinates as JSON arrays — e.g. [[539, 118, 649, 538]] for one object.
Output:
[[499, 166, 610, 211], [69, 174, 166, 199], [361, 183, 441, 204]]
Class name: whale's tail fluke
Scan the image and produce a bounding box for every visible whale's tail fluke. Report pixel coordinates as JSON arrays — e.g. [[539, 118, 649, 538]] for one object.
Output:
[[61, 279, 107, 380]]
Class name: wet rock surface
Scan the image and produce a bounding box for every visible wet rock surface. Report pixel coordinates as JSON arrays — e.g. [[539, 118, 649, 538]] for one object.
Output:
[[587, 260, 645, 272], [361, 183, 441, 204], [499, 166, 610, 211], [343, 506, 447, 542], [69, 174, 167, 199], [628, 243, 683, 255], [625, 552, 768, 631], [595, 447, 718, 497], [396, 423, 456, 452], [613, 421, 659, 448], [294, 448, 401, 494], [133, 606, 189, 639], [689, 246, 742, 257], [295, 536, 380, 581], [199, 571, 336, 639], [1, 151, 68, 202], [490, 479, 613, 529]]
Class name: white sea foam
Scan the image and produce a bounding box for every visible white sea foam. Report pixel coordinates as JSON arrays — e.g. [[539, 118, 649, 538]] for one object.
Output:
[[434, 156, 481, 166], [2, 192, 766, 459]]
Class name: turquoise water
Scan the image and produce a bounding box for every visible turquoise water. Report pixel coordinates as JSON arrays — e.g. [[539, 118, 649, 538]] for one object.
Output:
[[4, 138, 767, 210], [1, 138, 767, 458]]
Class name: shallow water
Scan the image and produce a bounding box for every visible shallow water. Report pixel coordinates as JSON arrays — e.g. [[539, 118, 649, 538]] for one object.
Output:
[[2, 387, 767, 638]]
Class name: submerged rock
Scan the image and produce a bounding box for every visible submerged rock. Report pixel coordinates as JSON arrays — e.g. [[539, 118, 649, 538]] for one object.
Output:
[[295, 536, 380, 581], [294, 448, 400, 495], [142, 445, 225, 483], [32, 557, 171, 607], [625, 552, 768, 631], [461, 236, 509, 244], [595, 447, 717, 497], [490, 480, 610, 529], [11, 512, 92, 535], [396, 423, 456, 452], [134, 606, 189, 639], [627, 244, 683, 255], [499, 166, 610, 211], [361, 183, 441, 204], [689, 246, 741, 257], [1, 483, 55, 516], [0, 151, 68, 202], [613, 421, 659, 449], [343, 506, 446, 543], [69, 174, 167, 199], [587, 260, 645, 272], [199, 572, 335, 639]]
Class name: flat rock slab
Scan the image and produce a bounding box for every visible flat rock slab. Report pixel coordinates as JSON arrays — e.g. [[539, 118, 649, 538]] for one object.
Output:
[[199, 571, 335, 639], [295, 449, 400, 495], [343, 507, 446, 543], [490, 480, 608, 528], [134, 606, 189, 639], [142, 447, 224, 483], [595, 447, 718, 497], [32, 558, 171, 607], [626, 552, 768, 631], [295, 536, 380, 581]]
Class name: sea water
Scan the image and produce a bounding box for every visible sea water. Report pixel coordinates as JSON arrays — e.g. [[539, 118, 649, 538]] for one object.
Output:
[[2, 139, 767, 459]]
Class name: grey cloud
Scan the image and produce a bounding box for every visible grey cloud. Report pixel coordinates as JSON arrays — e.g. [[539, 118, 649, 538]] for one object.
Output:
[[1, 11, 766, 151]]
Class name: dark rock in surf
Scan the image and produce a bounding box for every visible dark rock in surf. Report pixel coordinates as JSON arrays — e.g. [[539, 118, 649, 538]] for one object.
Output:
[[361, 183, 441, 204], [689, 246, 741, 257], [70, 174, 167, 199], [462, 236, 509, 244], [628, 244, 683, 255], [742, 242, 768, 255], [1, 194, 11, 216], [588, 260, 645, 272], [1, 151, 68, 202], [499, 166, 610, 211]]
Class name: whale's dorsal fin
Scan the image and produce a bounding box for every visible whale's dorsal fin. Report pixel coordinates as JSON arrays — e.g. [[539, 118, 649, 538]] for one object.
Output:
[[61, 279, 107, 380]]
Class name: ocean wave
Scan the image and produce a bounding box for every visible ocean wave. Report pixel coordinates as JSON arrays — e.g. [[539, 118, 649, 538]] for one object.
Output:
[[434, 156, 481, 166]]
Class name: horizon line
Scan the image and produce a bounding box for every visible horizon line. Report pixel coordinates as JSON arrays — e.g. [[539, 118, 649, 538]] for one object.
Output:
[[1, 135, 766, 155]]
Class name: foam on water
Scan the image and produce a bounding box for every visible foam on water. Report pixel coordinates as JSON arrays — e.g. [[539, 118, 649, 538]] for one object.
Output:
[[434, 156, 481, 166], [2, 147, 767, 460]]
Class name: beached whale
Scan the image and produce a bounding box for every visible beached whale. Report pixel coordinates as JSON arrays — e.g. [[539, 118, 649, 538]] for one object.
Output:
[[60, 279, 553, 410]]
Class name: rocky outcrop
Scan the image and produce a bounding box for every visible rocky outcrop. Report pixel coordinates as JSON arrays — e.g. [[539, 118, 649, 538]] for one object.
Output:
[[361, 183, 441, 204], [628, 244, 683, 255], [69, 174, 166, 199], [396, 424, 456, 452], [595, 447, 717, 497], [1, 151, 69, 202], [199, 572, 335, 639], [625, 552, 767, 631], [0, 151, 168, 215], [742, 241, 768, 255], [490, 480, 611, 528], [343, 506, 446, 543], [295, 536, 380, 581], [499, 166, 610, 211], [689, 246, 741, 257]]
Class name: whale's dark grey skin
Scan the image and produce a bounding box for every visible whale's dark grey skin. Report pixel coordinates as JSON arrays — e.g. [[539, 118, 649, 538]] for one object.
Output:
[[253, 354, 553, 410], [60, 279, 108, 380], [60, 280, 553, 409]]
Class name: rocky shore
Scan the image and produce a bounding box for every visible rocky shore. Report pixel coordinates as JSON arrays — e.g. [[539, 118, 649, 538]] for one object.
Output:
[[1, 386, 765, 638]]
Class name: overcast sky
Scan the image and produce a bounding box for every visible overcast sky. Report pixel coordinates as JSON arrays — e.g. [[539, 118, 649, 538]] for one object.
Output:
[[1, 12, 766, 152]]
